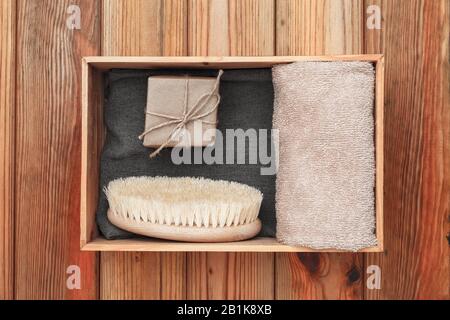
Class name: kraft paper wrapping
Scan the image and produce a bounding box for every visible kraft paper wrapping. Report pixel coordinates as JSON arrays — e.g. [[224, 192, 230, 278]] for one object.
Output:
[[142, 75, 219, 148]]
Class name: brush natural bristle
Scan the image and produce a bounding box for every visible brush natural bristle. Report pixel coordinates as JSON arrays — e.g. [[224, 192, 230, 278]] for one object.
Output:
[[105, 176, 263, 228]]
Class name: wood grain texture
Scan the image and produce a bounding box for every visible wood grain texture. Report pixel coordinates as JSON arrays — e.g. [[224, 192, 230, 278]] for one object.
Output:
[[100, 0, 187, 300], [274, 0, 365, 300], [186, 0, 275, 300], [0, 0, 15, 300], [228, 0, 275, 56], [161, 252, 186, 299], [15, 0, 100, 299], [276, 253, 363, 299], [276, 0, 362, 56], [80, 61, 103, 247], [100, 252, 160, 299], [4, 0, 448, 300], [188, 0, 230, 55], [187, 252, 274, 299], [102, 0, 187, 56], [364, 0, 450, 299]]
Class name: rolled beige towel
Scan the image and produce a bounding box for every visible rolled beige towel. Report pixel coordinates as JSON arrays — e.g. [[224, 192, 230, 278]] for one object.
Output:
[[272, 61, 378, 251]]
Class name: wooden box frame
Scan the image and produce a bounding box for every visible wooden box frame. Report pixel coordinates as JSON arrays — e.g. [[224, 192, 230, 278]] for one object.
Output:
[[81, 55, 384, 252]]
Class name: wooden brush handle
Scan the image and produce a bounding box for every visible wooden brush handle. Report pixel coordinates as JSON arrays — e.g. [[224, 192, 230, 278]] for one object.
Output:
[[108, 209, 262, 243]]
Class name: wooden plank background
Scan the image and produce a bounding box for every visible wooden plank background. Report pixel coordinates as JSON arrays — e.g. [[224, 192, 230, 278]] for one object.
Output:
[[0, 0, 448, 299], [0, 0, 15, 300]]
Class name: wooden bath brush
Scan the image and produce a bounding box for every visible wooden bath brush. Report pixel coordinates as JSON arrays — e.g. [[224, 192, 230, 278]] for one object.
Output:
[[105, 176, 263, 242]]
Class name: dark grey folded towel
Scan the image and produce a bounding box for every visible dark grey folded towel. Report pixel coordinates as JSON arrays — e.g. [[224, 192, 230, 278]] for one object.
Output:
[[97, 68, 277, 239]]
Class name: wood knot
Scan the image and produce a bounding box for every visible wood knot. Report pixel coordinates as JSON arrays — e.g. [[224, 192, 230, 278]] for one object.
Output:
[[297, 253, 320, 274], [346, 265, 361, 284]]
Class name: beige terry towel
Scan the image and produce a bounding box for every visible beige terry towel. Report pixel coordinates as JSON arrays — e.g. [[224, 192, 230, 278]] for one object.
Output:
[[272, 61, 377, 251]]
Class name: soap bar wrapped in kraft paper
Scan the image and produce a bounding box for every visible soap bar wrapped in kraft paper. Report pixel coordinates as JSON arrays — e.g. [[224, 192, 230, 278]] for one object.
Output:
[[139, 70, 223, 158]]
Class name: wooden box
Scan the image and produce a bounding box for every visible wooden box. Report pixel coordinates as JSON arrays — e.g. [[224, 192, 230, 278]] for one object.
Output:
[[81, 55, 384, 252]]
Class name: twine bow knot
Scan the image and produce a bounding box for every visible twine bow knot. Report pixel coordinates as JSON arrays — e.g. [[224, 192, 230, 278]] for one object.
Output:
[[139, 70, 223, 158]]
